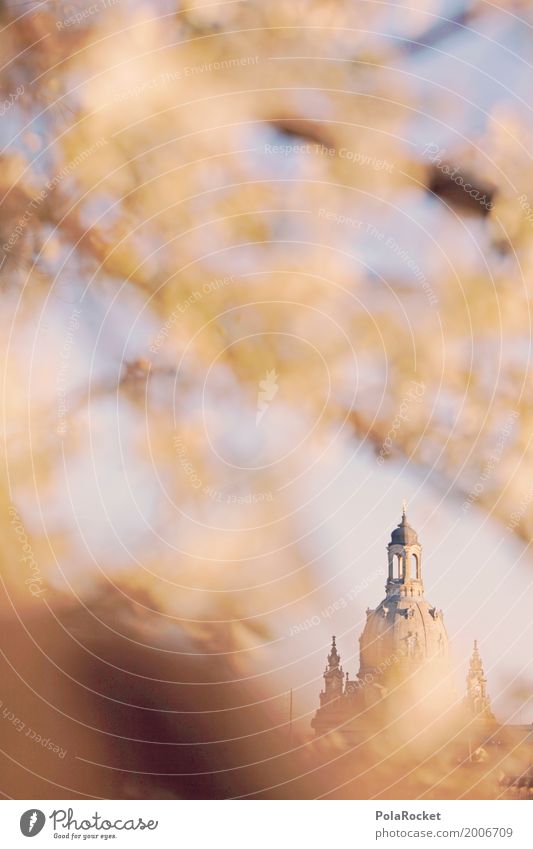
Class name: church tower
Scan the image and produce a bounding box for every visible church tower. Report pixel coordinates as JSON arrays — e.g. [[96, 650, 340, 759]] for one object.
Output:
[[357, 509, 451, 690], [386, 506, 423, 597], [312, 510, 457, 741], [319, 636, 345, 706], [465, 640, 494, 722]]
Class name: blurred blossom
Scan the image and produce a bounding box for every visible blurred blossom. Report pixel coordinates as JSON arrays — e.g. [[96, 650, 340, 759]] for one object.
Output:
[[0, 0, 532, 799]]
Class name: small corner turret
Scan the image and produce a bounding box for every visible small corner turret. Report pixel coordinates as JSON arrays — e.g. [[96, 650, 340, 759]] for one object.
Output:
[[465, 640, 495, 722], [320, 636, 345, 706]]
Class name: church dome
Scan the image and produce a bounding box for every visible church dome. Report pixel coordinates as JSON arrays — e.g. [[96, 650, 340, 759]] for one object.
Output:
[[357, 510, 451, 687], [391, 511, 419, 545], [312, 509, 458, 740], [358, 596, 449, 680]]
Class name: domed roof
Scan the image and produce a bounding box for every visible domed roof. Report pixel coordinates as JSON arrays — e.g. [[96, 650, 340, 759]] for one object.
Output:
[[358, 596, 449, 680], [391, 510, 419, 545]]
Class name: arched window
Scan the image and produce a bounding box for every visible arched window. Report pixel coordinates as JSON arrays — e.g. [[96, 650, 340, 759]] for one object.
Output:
[[411, 553, 419, 579], [394, 553, 403, 579]]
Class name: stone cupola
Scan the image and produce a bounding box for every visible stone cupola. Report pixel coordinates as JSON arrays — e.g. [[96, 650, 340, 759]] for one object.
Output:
[[386, 506, 423, 598]]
